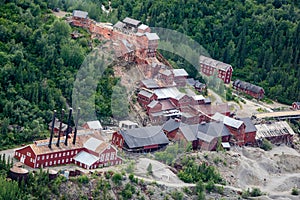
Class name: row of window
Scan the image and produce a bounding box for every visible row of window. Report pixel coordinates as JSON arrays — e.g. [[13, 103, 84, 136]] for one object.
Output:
[[36, 158, 72, 168], [37, 150, 78, 161]]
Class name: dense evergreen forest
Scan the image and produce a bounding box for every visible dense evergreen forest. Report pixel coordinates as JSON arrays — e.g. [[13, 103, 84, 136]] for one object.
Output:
[[1, 0, 300, 148]]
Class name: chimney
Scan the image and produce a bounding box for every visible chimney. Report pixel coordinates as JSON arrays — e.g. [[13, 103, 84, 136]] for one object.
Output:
[[56, 109, 65, 147], [65, 108, 73, 146], [73, 107, 80, 145], [48, 110, 57, 149]]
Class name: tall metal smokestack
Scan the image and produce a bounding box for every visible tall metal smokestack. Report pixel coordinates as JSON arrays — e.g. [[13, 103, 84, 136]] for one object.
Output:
[[48, 110, 57, 149], [65, 108, 73, 146], [56, 109, 65, 147], [73, 107, 80, 145]]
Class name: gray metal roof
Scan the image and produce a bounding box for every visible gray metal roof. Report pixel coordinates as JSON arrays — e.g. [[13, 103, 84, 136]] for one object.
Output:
[[141, 79, 160, 89], [199, 55, 232, 71], [162, 118, 181, 132], [240, 117, 257, 133], [147, 100, 159, 108], [120, 126, 169, 148], [179, 122, 231, 142], [212, 113, 244, 129], [138, 24, 149, 30], [83, 137, 103, 152], [113, 21, 125, 29], [72, 10, 88, 18], [139, 90, 153, 98], [154, 87, 182, 100], [123, 17, 141, 26], [233, 80, 264, 94], [73, 151, 98, 167], [160, 69, 172, 76], [145, 32, 160, 40], [86, 120, 102, 130], [192, 95, 205, 101], [255, 121, 295, 139], [173, 69, 188, 77]]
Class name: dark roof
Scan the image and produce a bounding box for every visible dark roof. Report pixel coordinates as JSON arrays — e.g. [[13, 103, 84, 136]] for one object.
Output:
[[179, 122, 231, 142], [204, 98, 211, 104], [162, 118, 181, 132], [240, 117, 257, 133], [122, 17, 141, 26], [199, 55, 232, 71], [72, 10, 88, 19], [233, 80, 264, 94], [186, 78, 196, 86], [120, 126, 169, 148]]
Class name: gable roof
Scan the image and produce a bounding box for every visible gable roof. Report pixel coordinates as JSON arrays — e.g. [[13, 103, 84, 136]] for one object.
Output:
[[138, 90, 153, 98], [86, 120, 102, 130], [120, 126, 169, 148], [113, 21, 125, 29], [199, 55, 232, 71], [154, 87, 182, 100], [162, 118, 181, 132], [240, 117, 257, 133], [173, 69, 188, 77], [233, 79, 264, 94], [72, 10, 88, 19], [212, 112, 244, 129], [73, 151, 98, 167], [138, 24, 149, 30], [293, 102, 300, 106], [48, 118, 68, 131], [147, 100, 159, 108]]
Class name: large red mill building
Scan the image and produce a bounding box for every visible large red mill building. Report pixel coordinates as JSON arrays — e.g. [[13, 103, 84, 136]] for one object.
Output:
[[15, 109, 122, 169]]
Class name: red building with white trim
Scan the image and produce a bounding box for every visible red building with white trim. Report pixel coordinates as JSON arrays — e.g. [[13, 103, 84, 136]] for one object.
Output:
[[292, 102, 300, 110], [233, 79, 265, 100], [14, 130, 122, 169]]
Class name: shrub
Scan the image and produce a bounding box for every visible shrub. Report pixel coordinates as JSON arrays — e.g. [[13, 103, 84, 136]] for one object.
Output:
[[112, 173, 122, 186], [77, 175, 89, 184], [292, 187, 299, 195], [260, 138, 272, 151], [147, 163, 153, 175], [170, 190, 184, 200]]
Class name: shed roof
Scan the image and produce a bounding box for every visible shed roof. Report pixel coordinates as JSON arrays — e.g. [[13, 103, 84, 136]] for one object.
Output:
[[113, 21, 125, 29], [145, 32, 160, 40], [199, 55, 232, 71], [73, 151, 98, 167], [138, 90, 153, 98], [141, 79, 160, 89], [255, 121, 295, 139], [123, 17, 141, 26], [72, 10, 88, 18], [173, 69, 188, 77], [86, 120, 102, 130], [120, 126, 169, 148]]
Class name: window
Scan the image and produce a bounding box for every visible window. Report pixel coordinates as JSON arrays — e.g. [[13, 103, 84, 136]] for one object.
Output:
[[37, 156, 40, 161], [45, 162, 48, 166], [50, 161, 52, 165], [46, 155, 49, 159], [66, 158, 69, 163], [59, 153, 61, 157], [27, 152, 31, 157], [75, 150, 78, 154], [110, 152, 115, 160], [50, 154, 53, 158], [67, 152, 69, 156], [54, 160, 56, 165], [58, 160, 60, 164], [62, 159, 64, 163], [36, 164, 39, 168], [71, 151, 74, 155], [55, 154, 57, 158], [100, 154, 104, 162], [63, 152, 66, 156], [105, 153, 110, 161], [42, 156, 44, 160]]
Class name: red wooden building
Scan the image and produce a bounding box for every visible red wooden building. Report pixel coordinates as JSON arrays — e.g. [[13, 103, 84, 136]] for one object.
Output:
[[137, 89, 157, 109], [241, 117, 257, 145], [292, 102, 300, 110], [71, 10, 90, 28], [14, 130, 122, 169], [233, 79, 265, 100], [199, 55, 233, 84]]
